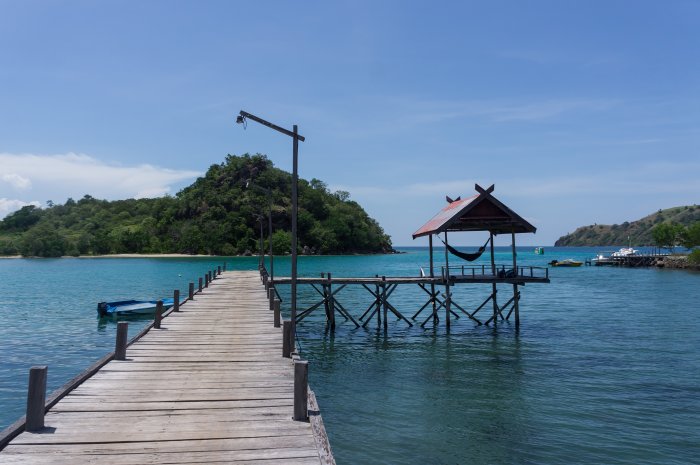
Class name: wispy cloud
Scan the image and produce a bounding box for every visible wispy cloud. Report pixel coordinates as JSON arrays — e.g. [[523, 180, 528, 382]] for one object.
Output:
[[331, 161, 700, 201], [326, 96, 620, 138], [1, 173, 31, 190]]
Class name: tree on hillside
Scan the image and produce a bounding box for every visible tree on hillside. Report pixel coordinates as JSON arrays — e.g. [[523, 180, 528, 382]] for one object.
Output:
[[652, 222, 685, 253], [681, 222, 700, 249]]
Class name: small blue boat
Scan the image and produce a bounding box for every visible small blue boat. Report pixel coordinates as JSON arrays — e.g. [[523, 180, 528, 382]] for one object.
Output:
[[97, 298, 176, 318]]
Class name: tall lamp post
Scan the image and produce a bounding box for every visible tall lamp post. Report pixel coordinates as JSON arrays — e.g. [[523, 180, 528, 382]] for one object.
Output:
[[247, 180, 274, 283], [236, 110, 304, 352], [254, 213, 265, 269]]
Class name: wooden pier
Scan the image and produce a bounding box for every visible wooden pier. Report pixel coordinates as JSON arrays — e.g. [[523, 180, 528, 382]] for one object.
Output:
[[0, 270, 333, 464]]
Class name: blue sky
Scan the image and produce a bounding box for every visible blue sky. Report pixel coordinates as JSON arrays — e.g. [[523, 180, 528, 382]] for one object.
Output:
[[1, 1, 698, 246]]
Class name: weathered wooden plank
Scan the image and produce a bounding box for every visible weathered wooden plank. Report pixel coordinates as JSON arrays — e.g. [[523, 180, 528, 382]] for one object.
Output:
[[1, 271, 328, 464]]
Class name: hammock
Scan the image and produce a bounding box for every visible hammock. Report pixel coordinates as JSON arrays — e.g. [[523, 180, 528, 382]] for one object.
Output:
[[439, 236, 490, 262]]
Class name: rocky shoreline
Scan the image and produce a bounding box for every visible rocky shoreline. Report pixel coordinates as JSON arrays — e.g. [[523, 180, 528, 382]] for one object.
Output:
[[659, 255, 700, 271]]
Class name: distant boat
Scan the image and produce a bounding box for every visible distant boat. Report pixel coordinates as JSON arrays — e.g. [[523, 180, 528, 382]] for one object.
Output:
[[611, 247, 639, 257], [549, 259, 583, 267], [97, 298, 176, 318], [534, 247, 545, 255], [592, 254, 615, 266]]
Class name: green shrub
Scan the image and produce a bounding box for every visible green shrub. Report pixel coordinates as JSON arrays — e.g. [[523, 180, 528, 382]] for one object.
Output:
[[688, 249, 700, 265]]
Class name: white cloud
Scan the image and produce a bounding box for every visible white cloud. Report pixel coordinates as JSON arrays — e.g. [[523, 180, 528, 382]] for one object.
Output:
[[1, 173, 31, 189], [0, 152, 201, 217], [0, 199, 41, 219], [0, 152, 200, 196]]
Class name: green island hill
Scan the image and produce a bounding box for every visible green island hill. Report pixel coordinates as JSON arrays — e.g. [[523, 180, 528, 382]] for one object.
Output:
[[555, 205, 700, 247], [0, 154, 393, 258]]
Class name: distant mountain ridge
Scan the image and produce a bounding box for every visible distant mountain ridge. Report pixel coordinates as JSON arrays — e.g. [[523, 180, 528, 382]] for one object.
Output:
[[555, 205, 700, 246]]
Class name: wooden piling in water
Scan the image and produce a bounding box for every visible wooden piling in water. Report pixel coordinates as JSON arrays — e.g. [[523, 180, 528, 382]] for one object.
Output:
[[173, 289, 180, 312], [382, 276, 388, 331], [198, 277, 203, 293], [25, 366, 47, 432], [114, 322, 128, 360]]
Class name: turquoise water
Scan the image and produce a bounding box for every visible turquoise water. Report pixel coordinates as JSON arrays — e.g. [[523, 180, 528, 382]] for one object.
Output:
[[1, 248, 699, 464]]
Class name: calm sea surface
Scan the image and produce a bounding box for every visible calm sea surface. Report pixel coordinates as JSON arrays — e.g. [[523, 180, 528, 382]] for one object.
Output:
[[1, 247, 698, 464]]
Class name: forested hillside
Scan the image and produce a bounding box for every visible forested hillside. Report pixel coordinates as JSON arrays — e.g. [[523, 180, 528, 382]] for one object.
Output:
[[0, 154, 392, 257], [555, 205, 700, 246]]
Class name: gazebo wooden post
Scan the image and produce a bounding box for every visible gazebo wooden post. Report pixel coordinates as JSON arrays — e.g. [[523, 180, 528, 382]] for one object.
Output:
[[444, 231, 451, 329], [511, 228, 519, 329], [429, 234, 437, 324], [490, 231, 498, 326]]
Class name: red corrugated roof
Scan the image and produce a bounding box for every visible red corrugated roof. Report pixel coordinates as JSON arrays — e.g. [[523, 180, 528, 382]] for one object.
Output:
[[412, 195, 478, 238], [412, 185, 536, 238]]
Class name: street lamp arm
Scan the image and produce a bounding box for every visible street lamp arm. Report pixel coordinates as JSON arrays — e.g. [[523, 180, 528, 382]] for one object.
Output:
[[239, 111, 305, 142]]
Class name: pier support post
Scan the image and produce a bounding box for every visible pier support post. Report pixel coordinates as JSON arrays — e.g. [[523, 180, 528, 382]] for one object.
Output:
[[173, 289, 180, 312], [328, 273, 335, 331], [283, 321, 292, 358], [511, 229, 520, 329], [115, 322, 128, 360], [489, 232, 499, 326], [375, 275, 381, 327], [154, 300, 163, 329], [444, 232, 451, 330], [293, 360, 309, 422], [217, 265, 221, 276], [264, 276, 269, 296], [198, 277, 203, 293], [269, 287, 275, 310], [189, 282, 194, 300], [382, 276, 388, 332], [26, 366, 47, 432], [274, 299, 281, 328], [205, 274, 209, 288]]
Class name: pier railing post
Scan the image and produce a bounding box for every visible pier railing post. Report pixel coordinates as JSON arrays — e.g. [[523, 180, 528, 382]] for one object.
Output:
[[174, 289, 180, 312], [26, 366, 47, 431], [293, 360, 309, 421], [115, 322, 128, 360], [269, 286, 275, 310], [189, 282, 194, 300], [198, 277, 203, 293], [218, 265, 221, 276], [205, 274, 209, 288], [154, 300, 163, 329], [283, 321, 292, 358], [274, 299, 281, 328]]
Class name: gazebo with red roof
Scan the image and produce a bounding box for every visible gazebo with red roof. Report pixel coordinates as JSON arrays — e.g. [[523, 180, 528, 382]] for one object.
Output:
[[412, 183, 539, 329]]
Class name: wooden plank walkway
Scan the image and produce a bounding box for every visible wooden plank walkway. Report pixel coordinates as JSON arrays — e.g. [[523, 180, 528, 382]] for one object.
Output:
[[1, 271, 328, 464]]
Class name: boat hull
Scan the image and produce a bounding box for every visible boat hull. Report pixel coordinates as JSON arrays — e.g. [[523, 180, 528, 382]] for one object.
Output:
[[97, 298, 175, 317]]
